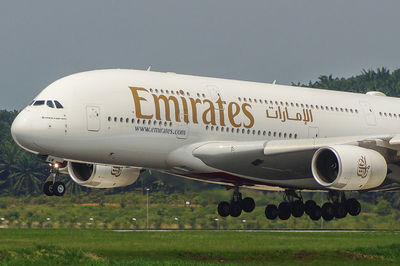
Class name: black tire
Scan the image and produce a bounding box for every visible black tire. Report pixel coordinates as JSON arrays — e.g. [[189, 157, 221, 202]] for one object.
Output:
[[309, 205, 322, 221], [322, 202, 334, 221], [346, 198, 361, 216], [333, 202, 347, 219], [53, 181, 66, 197], [43, 181, 54, 196], [278, 202, 291, 220], [230, 202, 242, 217], [291, 200, 305, 218], [305, 200, 317, 215], [241, 197, 255, 213], [217, 201, 230, 217], [265, 204, 278, 220]]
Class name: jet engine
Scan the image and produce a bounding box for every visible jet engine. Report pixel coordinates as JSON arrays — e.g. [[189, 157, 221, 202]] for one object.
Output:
[[311, 145, 387, 190], [68, 162, 141, 188]]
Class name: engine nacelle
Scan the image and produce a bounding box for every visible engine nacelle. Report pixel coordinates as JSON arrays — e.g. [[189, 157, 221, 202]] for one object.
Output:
[[311, 145, 387, 190], [68, 162, 141, 188]]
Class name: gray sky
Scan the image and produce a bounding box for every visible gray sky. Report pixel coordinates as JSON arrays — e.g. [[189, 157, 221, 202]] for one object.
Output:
[[1, 0, 400, 110]]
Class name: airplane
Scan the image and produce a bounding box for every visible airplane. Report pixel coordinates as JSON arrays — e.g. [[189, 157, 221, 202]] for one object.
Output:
[[10, 69, 400, 222]]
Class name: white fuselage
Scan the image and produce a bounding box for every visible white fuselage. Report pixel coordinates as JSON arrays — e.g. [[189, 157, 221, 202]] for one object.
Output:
[[11, 69, 400, 190]]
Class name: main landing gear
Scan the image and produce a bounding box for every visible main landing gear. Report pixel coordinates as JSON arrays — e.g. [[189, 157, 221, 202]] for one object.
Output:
[[264, 190, 361, 221], [43, 162, 66, 197], [217, 186, 255, 217]]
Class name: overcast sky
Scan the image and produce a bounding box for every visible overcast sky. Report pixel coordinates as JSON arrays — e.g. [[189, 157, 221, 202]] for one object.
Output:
[[1, 0, 400, 110]]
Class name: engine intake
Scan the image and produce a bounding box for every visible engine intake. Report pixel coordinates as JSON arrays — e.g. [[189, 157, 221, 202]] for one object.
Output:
[[68, 162, 141, 188], [311, 145, 387, 190]]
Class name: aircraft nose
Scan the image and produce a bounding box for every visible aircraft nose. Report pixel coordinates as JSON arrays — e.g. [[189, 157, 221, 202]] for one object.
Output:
[[11, 110, 33, 150]]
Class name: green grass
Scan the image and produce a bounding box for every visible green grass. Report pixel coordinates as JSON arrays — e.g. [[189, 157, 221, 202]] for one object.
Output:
[[0, 230, 399, 265]]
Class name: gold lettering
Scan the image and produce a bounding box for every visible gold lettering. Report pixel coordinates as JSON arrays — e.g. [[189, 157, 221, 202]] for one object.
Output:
[[189, 98, 201, 124], [242, 103, 254, 128], [228, 102, 241, 127], [202, 99, 216, 125], [152, 94, 180, 122], [216, 97, 226, 126], [180, 97, 189, 123], [129, 87, 153, 119]]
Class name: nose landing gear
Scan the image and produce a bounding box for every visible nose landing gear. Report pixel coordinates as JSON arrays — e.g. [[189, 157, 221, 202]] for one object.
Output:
[[43, 162, 66, 197], [217, 186, 255, 217]]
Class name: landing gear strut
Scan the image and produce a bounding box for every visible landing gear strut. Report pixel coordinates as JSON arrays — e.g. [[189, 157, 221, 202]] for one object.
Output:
[[217, 186, 255, 217], [43, 162, 66, 197]]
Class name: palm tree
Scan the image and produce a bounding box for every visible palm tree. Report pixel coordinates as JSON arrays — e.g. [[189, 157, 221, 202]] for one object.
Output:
[[9, 153, 46, 196], [0, 141, 21, 192]]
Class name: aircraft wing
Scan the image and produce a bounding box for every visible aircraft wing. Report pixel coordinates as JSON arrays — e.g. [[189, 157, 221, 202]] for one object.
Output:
[[188, 134, 400, 189]]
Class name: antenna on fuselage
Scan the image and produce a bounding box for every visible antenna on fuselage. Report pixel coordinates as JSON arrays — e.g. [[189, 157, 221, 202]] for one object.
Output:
[[147, 65, 152, 71], [272, 80, 277, 85]]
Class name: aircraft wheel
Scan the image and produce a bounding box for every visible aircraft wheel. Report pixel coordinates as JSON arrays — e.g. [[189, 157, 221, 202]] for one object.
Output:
[[291, 200, 305, 217], [309, 205, 322, 221], [322, 202, 334, 221], [278, 202, 291, 220], [43, 181, 54, 196], [333, 202, 347, 219], [265, 204, 278, 220], [229, 202, 242, 217], [346, 198, 361, 216], [53, 181, 66, 197], [241, 197, 255, 213], [217, 201, 230, 217], [304, 200, 316, 216]]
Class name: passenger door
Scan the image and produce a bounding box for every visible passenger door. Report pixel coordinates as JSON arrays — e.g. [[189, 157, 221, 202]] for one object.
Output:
[[86, 106, 100, 132]]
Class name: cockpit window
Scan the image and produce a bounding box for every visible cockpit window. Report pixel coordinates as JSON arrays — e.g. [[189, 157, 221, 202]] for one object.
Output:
[[54, 100, 64, 109], [46, 100, 54, 108], [33, 100, 45, 106]]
